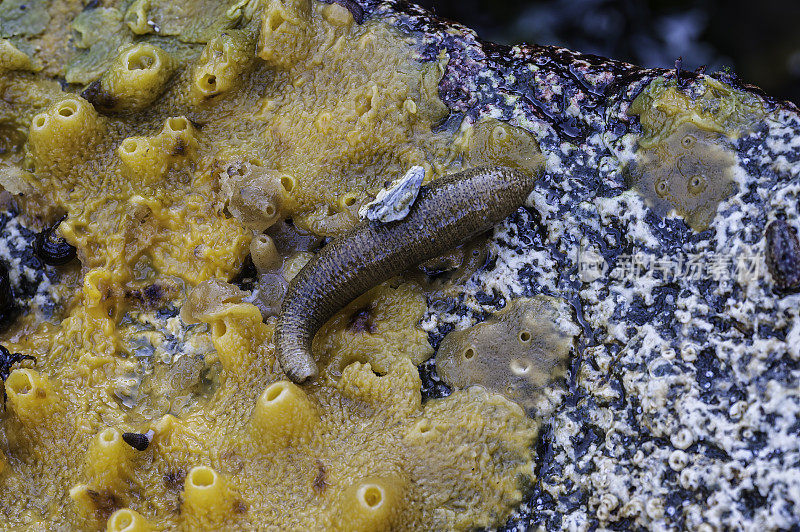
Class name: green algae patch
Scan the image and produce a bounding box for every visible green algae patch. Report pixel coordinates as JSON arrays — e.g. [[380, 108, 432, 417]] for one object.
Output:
[[629, 76, 766, 147], [626, 76, 765, 231], [436, 295, 578, 414], [66, 7, 130, 84], [124, 0, 247, 43], [0, 0, 49, 39]]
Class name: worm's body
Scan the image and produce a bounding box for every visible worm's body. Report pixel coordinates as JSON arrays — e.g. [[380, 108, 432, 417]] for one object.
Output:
[[275, 166, 538, 383]]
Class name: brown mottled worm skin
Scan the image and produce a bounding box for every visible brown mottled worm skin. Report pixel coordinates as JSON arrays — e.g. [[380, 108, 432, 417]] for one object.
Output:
[[275, 166, 538, 383]]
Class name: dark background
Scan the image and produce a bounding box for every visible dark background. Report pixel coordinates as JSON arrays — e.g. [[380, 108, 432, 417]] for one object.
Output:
[[415, 0, 800, 105]]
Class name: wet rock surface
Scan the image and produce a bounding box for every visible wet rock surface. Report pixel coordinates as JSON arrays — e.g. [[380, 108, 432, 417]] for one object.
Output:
[[0, 209, 61, 322]]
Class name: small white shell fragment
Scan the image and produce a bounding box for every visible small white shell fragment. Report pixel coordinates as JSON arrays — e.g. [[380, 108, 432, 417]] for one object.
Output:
[[359, 165, 425, 223]]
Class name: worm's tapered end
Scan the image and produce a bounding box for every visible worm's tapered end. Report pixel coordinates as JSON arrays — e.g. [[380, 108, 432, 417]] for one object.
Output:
[[281, 356, 319, 384]]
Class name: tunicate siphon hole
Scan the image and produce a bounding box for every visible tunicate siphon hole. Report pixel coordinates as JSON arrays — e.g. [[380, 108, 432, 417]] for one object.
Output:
[[188, 466, 216, 488], [681, 134, 696, 149], [407, 418, 434, 440], [463, 348, 475, 360], [101, 428, 118, 443], [519, 330, 531, 342], [121, 139, 138, 153], [32, 114, 47, 129], [655, 179, 669, 198], [57, 101, 78, 118], [110, 509, 133, 529], [7, 370, 33, 395], [343, 194, 356, 207], [107, 508, 151, 532], [687, 175, 706, 195], [265, 382, 286, 402], [280, 175, 295, 193], [359, 484, 384, 509], [126, 48, 156, 70], [201, 73, 217, 90], [167, 117, 189, 132], [106, 508, 152, 532]]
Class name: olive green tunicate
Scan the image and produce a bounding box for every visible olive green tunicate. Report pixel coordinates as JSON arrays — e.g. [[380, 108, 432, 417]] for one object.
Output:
[[625, 122, 737, 231], [462, 117, 542, 176], [435, 295, 578, 414], [625, 76, 766, 231]]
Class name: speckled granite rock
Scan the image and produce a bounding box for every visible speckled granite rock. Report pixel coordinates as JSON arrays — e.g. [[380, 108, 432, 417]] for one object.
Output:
[[2, 1, 799, 530]]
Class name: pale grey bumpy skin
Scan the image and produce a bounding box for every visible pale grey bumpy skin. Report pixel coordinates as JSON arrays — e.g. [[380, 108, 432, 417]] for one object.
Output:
[[275, 166, 537, 383]]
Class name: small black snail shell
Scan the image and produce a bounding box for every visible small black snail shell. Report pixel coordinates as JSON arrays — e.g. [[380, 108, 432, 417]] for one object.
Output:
[[35, 217, 77, 266], [122, 430, 155, 451], [765, 219, 800, 291]]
